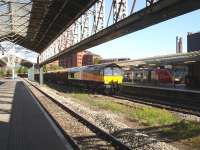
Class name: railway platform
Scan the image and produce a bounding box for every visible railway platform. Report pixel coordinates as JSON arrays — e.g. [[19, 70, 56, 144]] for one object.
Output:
[[121, 83, 200, 109], [0, 79, 72, 150], [123, 83, 200, 94]]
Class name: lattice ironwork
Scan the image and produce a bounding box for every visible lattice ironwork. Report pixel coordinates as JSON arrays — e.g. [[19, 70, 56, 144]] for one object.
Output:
[[0, 0, 32, 42], [40, 0, 161, 63]]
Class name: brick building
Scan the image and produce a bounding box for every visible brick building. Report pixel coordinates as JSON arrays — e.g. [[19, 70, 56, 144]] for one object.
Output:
[[46, 60, 59, 68], [82, 51, 101, 66], [99, 58, 130, 64], [59, 51, 101, 68], [45, 60, 60, 71]]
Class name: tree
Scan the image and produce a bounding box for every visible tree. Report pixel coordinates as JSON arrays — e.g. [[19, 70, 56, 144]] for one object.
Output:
[[94, 57, 101, 64]]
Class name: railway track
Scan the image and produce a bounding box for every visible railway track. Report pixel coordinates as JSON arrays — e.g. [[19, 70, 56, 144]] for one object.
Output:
[[23, 79, 131, 150]]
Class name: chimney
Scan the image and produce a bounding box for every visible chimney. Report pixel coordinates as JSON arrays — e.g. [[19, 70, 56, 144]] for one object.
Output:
[[176, 36, 179, 53], [179, 37, 183, 53], [176, 36, 183, 53]]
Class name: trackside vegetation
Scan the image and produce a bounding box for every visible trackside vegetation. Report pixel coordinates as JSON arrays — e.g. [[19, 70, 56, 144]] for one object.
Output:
[[44, 83, 200, 149]]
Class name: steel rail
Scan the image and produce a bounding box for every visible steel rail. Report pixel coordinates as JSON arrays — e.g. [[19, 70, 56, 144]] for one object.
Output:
[[23, 80, 81, 150], [24, 79, 132, 150]]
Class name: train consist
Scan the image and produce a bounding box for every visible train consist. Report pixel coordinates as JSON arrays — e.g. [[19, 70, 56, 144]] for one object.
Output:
[[35, 63, 124, 93], [33, 63, 188, 91], [132, 68, 172, 84], [124, 66, 188, 85]]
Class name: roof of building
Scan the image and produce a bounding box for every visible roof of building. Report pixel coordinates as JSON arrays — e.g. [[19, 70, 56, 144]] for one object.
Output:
[[83, 51, 101, 57], [117, 51, 200, 67], [188, 31, 200, 36]]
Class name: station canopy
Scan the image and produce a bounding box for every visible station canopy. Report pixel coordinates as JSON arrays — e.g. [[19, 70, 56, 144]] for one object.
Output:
[[0, 0, 96, 53], [117, 51, 200, 68], [0, 41, 38, 67]]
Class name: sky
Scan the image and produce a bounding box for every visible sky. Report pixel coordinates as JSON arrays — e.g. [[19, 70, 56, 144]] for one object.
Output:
[[88, 7, 200, 59]]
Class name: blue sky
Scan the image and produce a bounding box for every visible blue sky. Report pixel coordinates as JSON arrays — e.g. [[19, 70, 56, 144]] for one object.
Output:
[[89, 8, 200, 59]]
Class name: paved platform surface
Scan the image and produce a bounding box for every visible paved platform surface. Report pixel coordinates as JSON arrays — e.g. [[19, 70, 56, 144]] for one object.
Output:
[[0, 79, 71, 150]]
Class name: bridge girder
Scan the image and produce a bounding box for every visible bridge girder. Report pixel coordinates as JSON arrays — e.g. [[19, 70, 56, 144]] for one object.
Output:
[[39, 0, 200, 65]]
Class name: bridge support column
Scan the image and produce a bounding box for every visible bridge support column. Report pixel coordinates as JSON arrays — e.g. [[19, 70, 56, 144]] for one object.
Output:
[[28, 64, 35, 81], [12, 66, 15, 80], [39, 66, 44, 85]]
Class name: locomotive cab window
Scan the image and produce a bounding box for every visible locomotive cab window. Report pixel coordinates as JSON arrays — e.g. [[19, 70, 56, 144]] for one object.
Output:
[[113, 67, 122, 76], [104, 67, 112, 76]]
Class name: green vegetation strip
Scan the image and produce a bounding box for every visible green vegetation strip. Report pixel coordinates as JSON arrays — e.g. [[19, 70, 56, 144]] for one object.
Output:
[[68, 92, 200, 148], [162, 120, 200, 149], [67, 93, 178, 126]]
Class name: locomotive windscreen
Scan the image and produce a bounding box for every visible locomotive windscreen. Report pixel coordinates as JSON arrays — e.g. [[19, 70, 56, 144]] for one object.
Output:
[[104, 67, 113, 76], [104, 67, 122, 76], [113, 67, 123, 76]]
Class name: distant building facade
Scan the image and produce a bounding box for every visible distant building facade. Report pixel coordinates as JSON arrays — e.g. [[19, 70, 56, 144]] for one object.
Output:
[[99, 58, 130, 64], [46, 60, 59, 68], [45, 60, 60, 71], [187, 32, 200, 52], [59, 51, 101, 68]]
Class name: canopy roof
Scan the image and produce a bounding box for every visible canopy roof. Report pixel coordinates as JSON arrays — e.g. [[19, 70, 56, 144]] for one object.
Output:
[[117, 51, 200, 67], [0, 0, 32, 37], [0, 54, 34, 68], [0, 0, 96, 53]]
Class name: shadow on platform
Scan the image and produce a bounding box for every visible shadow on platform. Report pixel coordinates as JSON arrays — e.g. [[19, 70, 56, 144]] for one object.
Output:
[[111, 122, 200, 147], [0, 121, 9, 150], [0, 81, 5, 86]]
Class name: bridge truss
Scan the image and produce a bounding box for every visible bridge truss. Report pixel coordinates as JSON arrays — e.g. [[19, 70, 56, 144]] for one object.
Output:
[[39, 0, 159, 63]]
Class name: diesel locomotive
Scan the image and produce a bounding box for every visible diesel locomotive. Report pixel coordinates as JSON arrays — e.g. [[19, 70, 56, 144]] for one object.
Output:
[[39, 63, 124, 92]]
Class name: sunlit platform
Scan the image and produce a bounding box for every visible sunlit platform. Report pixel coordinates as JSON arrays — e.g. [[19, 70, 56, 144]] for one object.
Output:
[[0, 79, 71, 150]]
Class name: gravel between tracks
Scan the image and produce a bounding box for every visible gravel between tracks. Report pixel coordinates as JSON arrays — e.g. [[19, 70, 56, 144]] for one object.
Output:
[[26, 83, 115, 150], [26, 80, 178, 150]]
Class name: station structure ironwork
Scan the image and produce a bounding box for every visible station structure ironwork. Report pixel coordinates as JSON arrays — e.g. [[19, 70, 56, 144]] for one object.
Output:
[[0, 0, 97, 53], [117, 51, 200, 68], [39, 0, 158, 63], [0, 0, 199, 66]]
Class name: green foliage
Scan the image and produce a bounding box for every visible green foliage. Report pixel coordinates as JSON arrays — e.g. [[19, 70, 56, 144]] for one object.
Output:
[[94, 57, 101, 64], [162, 120, 200, 149], [6, 69, 12, 76], [0, 68, 6, 77], [129, 107, 177, 126], [45, 84, 200, 149], [66, 92, 177, 126], [44, 64, 63, 72], [43, 65, 47, 72], [162, 120, 200, 139], [16, 66, 28, 74]]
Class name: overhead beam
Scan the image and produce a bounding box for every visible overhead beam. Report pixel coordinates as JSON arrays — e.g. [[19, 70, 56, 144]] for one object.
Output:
[[36, 0, 98, 52], [40, 0, 200, 65]]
